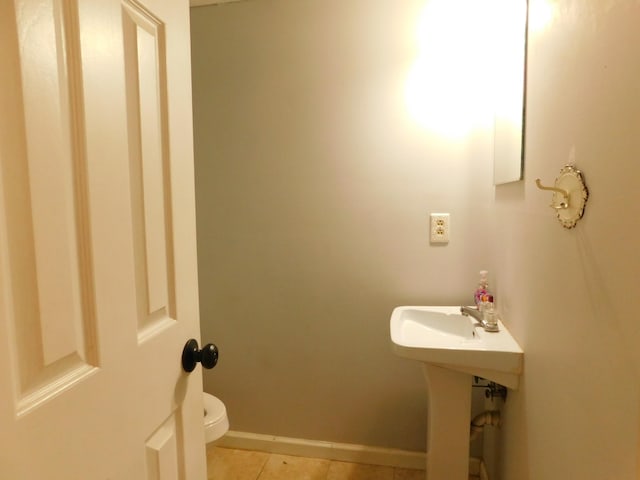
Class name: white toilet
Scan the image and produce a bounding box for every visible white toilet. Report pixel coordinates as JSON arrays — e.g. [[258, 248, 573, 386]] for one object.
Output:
[[203, 392, 229, 443]]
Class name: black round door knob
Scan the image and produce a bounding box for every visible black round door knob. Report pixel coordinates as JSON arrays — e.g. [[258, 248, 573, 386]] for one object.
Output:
[[182, 339, 219, 372]]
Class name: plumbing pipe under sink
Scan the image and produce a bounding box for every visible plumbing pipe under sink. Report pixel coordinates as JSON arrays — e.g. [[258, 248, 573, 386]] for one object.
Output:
[[469, 410, 500, 442]]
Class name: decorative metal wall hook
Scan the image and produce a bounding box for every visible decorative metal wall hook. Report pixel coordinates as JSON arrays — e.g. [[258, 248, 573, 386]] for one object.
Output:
[[534, 179, 569, 209], [535, 165, 589, 229]]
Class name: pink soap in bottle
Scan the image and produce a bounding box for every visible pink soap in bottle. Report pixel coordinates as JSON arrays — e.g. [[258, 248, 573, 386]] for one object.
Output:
[[474, 270, 490, 307]]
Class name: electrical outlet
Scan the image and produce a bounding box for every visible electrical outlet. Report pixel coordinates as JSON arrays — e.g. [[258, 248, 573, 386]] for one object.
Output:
[[430, 213, 450, 244]]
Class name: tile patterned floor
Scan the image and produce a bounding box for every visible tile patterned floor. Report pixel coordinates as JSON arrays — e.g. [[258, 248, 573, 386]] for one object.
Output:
[[207, 446, 480, 480], [206, 446, 423, 480]]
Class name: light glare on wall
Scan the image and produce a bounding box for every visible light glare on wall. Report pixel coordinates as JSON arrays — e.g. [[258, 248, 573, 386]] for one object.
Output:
[[405, 0, 523, 139], [528, 0, 555, 33]]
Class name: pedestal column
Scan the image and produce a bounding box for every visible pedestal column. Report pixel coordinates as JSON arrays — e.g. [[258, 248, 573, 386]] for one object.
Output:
[[422, 364, 472, 480]]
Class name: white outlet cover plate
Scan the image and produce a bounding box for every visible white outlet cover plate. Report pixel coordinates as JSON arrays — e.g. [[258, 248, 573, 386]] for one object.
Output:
[[430, 213, 449, 244]]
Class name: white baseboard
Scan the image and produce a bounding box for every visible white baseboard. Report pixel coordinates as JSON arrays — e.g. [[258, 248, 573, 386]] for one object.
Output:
[[215, 430, 426, 470], [216, 431, 489, 476]]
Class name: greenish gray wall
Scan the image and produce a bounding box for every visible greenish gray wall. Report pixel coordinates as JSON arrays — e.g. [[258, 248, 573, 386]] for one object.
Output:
[[191, 0, 495, 451]]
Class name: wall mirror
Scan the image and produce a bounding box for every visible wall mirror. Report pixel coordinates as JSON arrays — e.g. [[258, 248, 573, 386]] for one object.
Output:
[[493, 0, 528, 185]]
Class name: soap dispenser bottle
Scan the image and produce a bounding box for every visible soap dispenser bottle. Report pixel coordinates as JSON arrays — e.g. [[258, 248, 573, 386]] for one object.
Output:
[[474, 270, 491, 308]]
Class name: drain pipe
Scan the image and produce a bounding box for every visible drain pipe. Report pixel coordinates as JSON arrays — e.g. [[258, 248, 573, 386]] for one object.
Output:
[[469, 410, 501, 442]]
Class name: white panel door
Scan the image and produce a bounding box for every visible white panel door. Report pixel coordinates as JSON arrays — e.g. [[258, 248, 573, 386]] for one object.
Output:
[[0, 0, 207, 478]]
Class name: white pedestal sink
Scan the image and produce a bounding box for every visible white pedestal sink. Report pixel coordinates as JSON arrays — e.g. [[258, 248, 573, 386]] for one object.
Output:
[[390, 306, 523, 480]]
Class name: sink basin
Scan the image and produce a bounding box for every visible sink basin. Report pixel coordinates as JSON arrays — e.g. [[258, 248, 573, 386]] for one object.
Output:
[[390, 306, 523, 389]]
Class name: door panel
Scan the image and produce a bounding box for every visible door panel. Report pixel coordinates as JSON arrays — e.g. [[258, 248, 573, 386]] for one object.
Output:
[[122, 0, 178, 342], [4, 0, 99, 417], [0, 0, 205, 478], [146, 412, 184, 480]]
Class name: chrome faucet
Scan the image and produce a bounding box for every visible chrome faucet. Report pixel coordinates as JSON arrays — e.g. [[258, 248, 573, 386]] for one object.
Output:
[[460, 306, 499, 332]]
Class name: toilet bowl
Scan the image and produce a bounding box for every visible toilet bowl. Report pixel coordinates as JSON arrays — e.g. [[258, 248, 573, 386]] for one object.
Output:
[[203, 393, 229, 443]]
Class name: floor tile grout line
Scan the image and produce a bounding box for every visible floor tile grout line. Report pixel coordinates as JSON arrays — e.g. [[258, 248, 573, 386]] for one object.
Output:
[[255, 452, 270, 480]]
